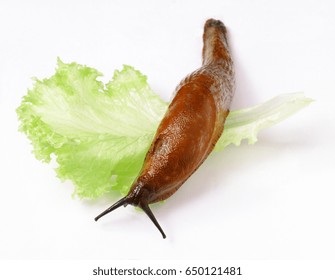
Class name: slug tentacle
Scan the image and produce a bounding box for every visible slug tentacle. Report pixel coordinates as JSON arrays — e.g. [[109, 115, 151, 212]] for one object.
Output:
[[94, 197, 129, 221], [139, 202, 166, 239]]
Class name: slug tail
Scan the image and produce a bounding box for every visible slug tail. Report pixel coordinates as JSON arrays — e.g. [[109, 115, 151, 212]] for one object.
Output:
[[94, 196, 128, 221], [140, 203, 166, 239]]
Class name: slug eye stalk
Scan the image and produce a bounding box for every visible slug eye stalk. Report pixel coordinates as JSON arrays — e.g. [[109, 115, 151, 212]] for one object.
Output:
[[94, 197, 128, 221], [94, 197, 167, 239], [139, 202, 166, 239]]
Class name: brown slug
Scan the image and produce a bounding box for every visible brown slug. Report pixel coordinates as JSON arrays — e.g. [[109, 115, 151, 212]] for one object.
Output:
[[95, 19, 235, 239]]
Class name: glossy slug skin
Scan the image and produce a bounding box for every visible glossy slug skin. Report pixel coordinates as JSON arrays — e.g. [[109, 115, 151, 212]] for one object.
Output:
[[95, 19, 235, 238]]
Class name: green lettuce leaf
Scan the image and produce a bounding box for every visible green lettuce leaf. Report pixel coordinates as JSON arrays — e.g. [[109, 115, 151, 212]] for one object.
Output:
[[16, 60, 312, 199], [216, 92, 313, 151]]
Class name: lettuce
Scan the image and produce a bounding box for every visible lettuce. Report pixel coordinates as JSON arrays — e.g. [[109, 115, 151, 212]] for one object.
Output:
[[215, 92, 313, 151], [16, 60, 312, 198]]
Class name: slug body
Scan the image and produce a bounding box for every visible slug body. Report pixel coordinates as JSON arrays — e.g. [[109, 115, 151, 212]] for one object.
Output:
[[95, 19, 235, 238]]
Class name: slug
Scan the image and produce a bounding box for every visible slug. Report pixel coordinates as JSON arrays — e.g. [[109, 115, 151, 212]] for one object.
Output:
[[95, 19, 235, 238]]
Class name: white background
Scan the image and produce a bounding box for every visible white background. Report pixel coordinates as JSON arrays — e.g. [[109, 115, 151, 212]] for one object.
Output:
[[1, 0, 335, 261]]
